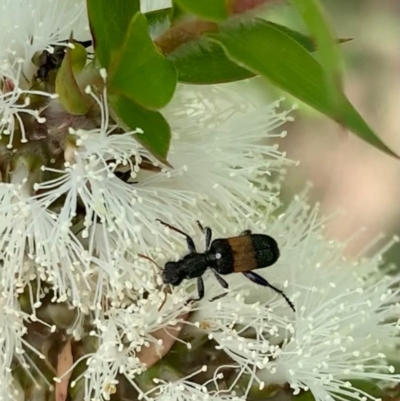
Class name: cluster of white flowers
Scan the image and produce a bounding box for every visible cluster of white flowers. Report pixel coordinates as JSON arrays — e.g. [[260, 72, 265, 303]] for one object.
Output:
[[189, 198, 400, 400], [0, 1, 399, 401]]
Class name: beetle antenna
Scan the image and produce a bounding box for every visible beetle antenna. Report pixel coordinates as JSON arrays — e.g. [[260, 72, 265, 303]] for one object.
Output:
[[157, 219, 189, 238], [196, 220, 212, 249], [156, 219, 197, 253], [196, 220, 204, 232], [137, 254, 162, 270]]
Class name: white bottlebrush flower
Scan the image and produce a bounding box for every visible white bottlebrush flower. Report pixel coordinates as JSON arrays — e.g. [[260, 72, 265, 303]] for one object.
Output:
[[0, 0, 293, 309], [35, 82, 199, 260], [0, 2, 398, 401], [69, 291, 190, 401], [0, 0, 89, 79], [0, 160, 91, 305], [188, 196, 400, 401], [0, 0, 89, 159], [0, 60, 57, 147], [0, 171, 86, 303], [145, 85, 294, 234], [140, 0, 172, 13], [141, 366, 224, 401], [0, 292, 55, 401], [87, 235, 159, 306]]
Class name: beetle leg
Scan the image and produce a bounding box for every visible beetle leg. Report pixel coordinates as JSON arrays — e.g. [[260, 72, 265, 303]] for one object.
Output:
[[185, 277, 205, 304], [196, 221, 212, 249], [157, 219, 196, 253], [209, 292, 228, 302], [213, 271, 229, 289], [240, 229, 252, 236], [197, 277, 205, 299], [242, 271, 295, 312], [208, 272, 229, 302]]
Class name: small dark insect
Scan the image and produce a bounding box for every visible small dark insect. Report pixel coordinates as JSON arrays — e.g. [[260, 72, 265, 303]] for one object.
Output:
[[114, 170, 138, 184], [157, 220, 295, 311], [36, 46, 65, 82], [35, 39, 92, 82], [111, 156, 162, 184]]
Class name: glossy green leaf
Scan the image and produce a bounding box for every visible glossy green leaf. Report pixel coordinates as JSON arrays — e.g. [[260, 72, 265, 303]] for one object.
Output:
[[174, 0, 229, 22], [172, 41, 254, 83], [290, 0, 343, 107], [339, 98, 398, 156], [55, 46, 90, 115], [109, 94, 171, 162], [206, 19, 398, 157], [109, 13, 177, 110], [172, 21, 348, 84], [86, 0, 140, 69], [266, 21, 352, 53]]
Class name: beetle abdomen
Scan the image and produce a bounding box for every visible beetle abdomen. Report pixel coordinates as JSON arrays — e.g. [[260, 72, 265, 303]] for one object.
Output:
[[248, 234, 280, 269], [226, 235, 257, 272], [210, 234, 280, 274]]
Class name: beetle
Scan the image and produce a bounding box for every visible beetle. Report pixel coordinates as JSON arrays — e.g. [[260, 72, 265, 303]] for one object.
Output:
[[35, 39, 93, 82], [157, 220, 295, 311]]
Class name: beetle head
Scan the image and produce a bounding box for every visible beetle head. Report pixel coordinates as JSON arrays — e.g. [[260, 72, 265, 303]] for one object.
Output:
[[162, 261, 184, 286]]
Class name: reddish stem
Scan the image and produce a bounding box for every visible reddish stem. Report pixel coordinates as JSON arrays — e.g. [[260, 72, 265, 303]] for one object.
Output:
[[155, 0, 279, 55]]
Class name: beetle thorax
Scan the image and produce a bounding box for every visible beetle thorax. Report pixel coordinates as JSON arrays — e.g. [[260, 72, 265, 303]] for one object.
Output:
[[180, 252, 209, 279]]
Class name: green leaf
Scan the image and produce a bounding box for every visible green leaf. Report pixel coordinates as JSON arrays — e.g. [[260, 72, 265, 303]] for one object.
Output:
[[172, 41, 254, 83], [266, 21, 351, 53], [172, 21, 348, 84], [340, 98, 397, 155], [290, 0, 343, 107], [109, 12, 177, 110], [347, 380, 385, 399], [86, 0, 140, 69], [174, 0, 229, 22], [294, 390, 315, 401], [206, 19, 398, 157], [109, 94, 171, 162], [170, 3, 186, 22], [69, 42, 87, 74], [55, 45, 90, 115]]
